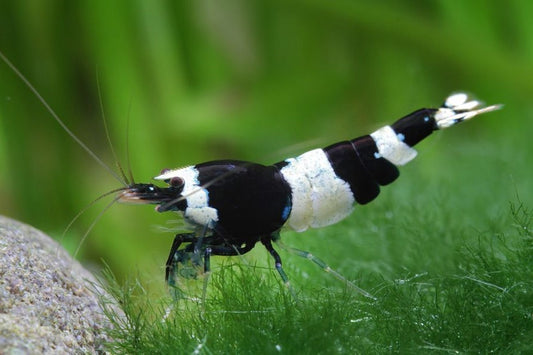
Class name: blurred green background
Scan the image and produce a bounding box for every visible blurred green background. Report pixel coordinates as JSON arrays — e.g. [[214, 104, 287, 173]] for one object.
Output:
[[0, 0, 531, 290]]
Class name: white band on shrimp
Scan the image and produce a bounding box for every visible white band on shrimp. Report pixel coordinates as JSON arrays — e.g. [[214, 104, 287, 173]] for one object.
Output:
[[370, 125, 417, 166], [280, 149, 354, 232], [435, 92, 503, 129], [155, 166, 218, 227]]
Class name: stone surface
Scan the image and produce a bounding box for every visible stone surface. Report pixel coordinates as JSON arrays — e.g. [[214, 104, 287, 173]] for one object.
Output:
[[0, 215, 117, 354]]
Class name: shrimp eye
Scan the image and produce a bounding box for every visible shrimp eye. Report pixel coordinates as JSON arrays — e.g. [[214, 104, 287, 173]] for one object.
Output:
[[170, 177, 184, 187], [160, 168, 170, 175]]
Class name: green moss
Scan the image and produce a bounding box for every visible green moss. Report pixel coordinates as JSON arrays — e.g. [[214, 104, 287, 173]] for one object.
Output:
[[98, 201, 533, 354]]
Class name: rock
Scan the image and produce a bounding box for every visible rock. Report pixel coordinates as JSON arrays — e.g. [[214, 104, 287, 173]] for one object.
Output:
[[0, 215, 117, 354]]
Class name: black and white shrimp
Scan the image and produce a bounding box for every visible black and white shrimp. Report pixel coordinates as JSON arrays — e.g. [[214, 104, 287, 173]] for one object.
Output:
[[118, 92, 501, 294], [1, 43, 500, 297]]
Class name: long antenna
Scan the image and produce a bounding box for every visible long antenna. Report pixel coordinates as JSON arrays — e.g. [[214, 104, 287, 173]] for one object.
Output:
[[58, 186, 128, 256], [73, 194, 123, 259], [96, 71, 129, 185], [0, 50, 127, 186], [125, 98, 136, 184]]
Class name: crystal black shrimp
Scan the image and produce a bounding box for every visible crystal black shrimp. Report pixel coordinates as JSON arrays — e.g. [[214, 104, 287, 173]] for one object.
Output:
[[118, 92, 500, 295], [1, 49, 500, 297]]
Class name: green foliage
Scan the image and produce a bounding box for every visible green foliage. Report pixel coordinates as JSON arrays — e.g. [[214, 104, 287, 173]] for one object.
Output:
[[99, 202, 533, 353]]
